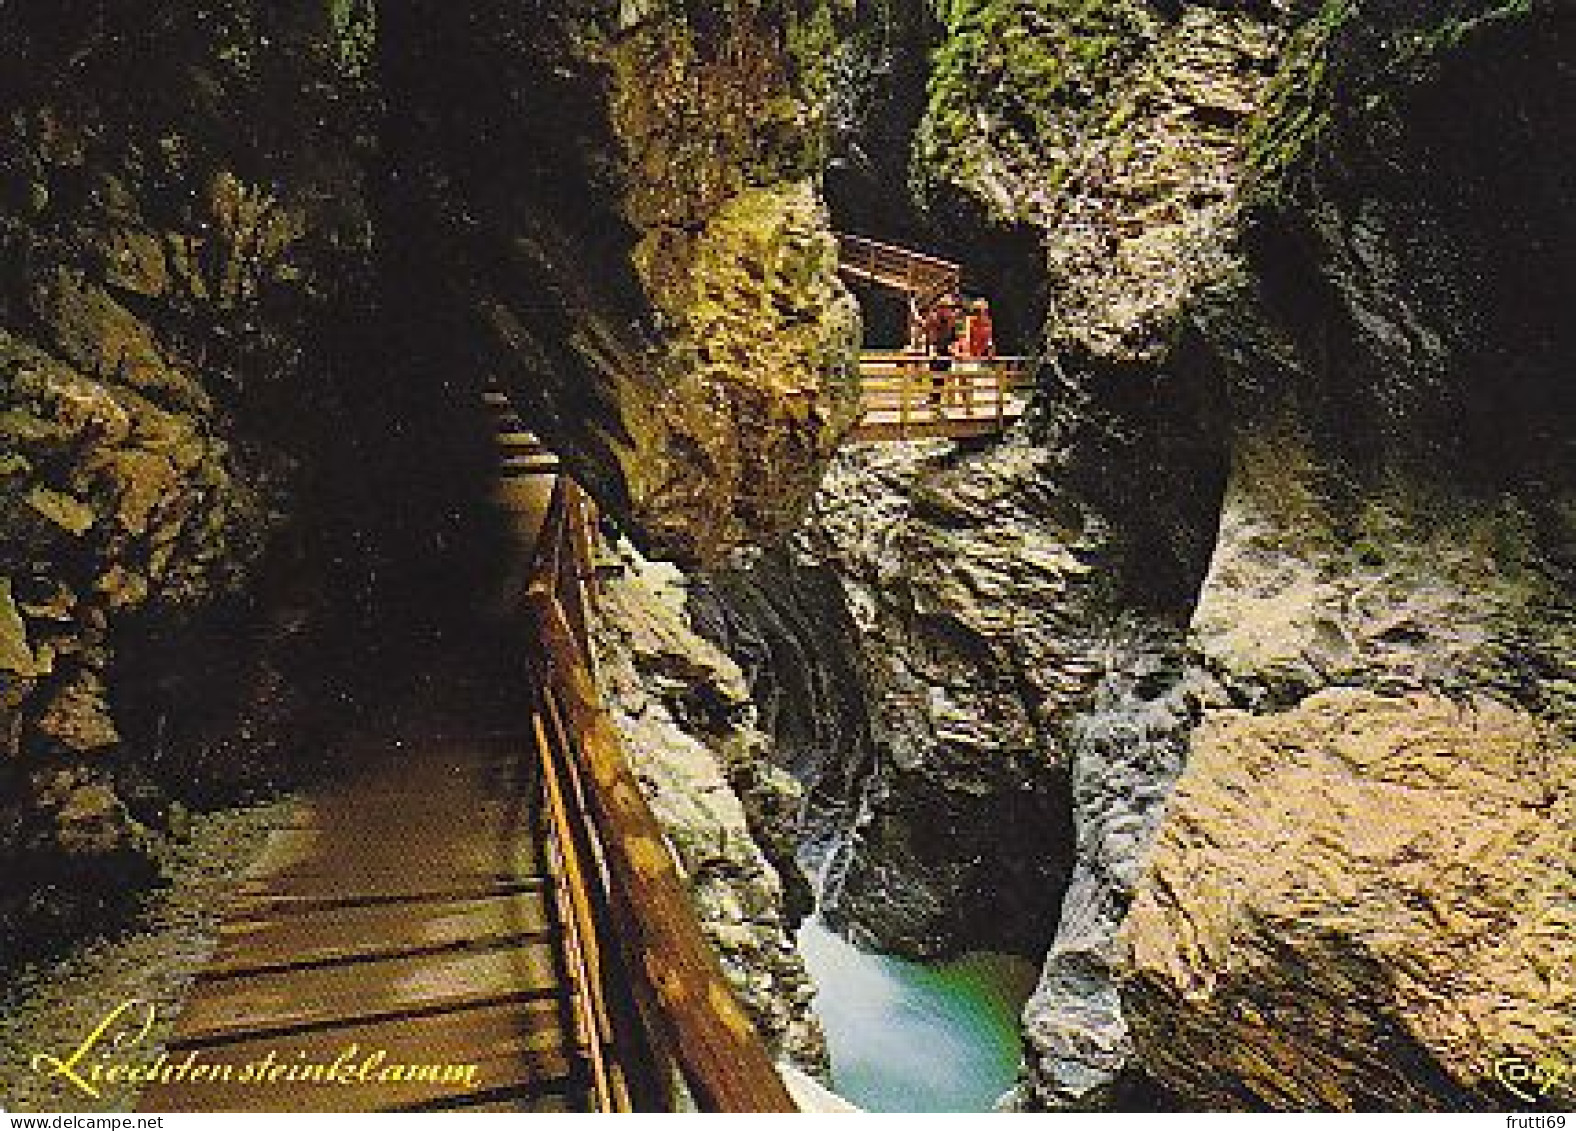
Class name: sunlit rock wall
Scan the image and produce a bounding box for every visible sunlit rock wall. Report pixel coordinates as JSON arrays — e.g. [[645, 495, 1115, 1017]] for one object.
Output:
[[589, 546, 827, 1072], [382, 0, 861, 566]]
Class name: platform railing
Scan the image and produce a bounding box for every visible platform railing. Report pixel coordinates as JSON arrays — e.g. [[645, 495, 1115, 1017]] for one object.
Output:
[[837, 233, 961, 301], [851, 353, 1034, 440]]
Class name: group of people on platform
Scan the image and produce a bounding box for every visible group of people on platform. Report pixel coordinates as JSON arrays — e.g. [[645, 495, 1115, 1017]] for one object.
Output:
[[908, 292, 995, 362], [905, 292, 995, 412]]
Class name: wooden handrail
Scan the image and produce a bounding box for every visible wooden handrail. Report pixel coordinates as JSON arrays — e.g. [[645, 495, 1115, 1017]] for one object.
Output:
[[836, 233, 961, 301], [850, 353, 1036, 441], [523, 479, 797, 1113], [838, 233, 960, 274]]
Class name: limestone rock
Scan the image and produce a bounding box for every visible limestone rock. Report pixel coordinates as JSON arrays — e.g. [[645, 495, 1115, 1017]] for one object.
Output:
[[1019, 0, 1575, 1108], [1117, 689, 1575, 1110], [787, 439, 1100, 958], [34, 669, 119, 754], [590, 545, 827, 1072], [51, 780, 133, 858], [842, 0, 1287, 366], [383, 0, 861, 565], [1013, 632, 1201, 1110]]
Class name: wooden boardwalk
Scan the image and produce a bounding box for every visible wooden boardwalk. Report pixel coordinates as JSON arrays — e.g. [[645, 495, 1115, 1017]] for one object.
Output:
[[139, 669, 593, 1112], [852, 352, 1032, 441], [138, 390, 800, 1114], [138, 396, 599, 1111], [140, 397, 589, 1112]]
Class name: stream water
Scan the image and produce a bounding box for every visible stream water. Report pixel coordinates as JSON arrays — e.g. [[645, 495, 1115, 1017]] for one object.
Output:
[[796, 918, 1039, 1112]]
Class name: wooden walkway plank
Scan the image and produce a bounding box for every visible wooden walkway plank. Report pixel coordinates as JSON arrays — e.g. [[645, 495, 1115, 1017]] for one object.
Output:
[[165, 928, 564, 1044], [138, 702, 591, 1113], [203, 891, 555, 980]]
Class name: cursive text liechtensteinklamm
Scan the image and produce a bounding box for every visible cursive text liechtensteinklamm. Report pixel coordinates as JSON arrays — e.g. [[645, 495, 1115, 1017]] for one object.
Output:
[[32, 1000, 480, 1100]]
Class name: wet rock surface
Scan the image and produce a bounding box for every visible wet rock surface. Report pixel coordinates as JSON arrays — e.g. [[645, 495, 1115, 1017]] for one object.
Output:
[[382, 0, 862, 566], [793, 439, 1090, 960], [688, 551, 881, 873], [590, 547, 827, 1072]]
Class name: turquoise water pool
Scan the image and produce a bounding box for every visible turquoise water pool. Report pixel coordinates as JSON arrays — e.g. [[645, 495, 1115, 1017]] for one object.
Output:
[[797, 918, 1040, 1112]]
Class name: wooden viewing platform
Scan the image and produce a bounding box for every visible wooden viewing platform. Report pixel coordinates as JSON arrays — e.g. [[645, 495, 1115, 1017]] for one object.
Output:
[[835, 234, 1033, 441], [852, 351, 1033, 441], [139, 392, 797, 1114]]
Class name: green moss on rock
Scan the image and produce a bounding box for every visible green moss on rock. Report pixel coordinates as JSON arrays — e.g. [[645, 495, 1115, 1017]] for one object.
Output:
[[1245, 0, 1540, 206], [915, 0, 1155, 219]]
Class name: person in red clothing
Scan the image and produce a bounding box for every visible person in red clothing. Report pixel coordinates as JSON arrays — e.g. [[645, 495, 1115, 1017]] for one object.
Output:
[[923, 294, 962, 411], [924, 293, 962, 356], [962, 297, 996, 360]]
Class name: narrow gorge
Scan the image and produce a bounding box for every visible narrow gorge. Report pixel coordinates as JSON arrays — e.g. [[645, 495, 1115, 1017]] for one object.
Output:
[[1, 0, 1571, 1115]]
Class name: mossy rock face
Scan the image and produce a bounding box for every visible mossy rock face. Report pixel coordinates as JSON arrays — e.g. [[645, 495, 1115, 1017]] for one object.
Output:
[[0, 0, 371, 961], [1244, 0, 1542, 206], [915, 0, 1157, 221], [384, 0, 861, 566], [893, 0, 1288, 363]]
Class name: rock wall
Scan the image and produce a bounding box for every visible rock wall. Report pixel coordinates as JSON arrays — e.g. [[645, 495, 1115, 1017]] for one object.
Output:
[[381, 0, 862, 566], [0, 0, 374, 958], [688, 551, 881, 874], [588, 546, 827, 1071], [793, 439, 1091, 959]]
